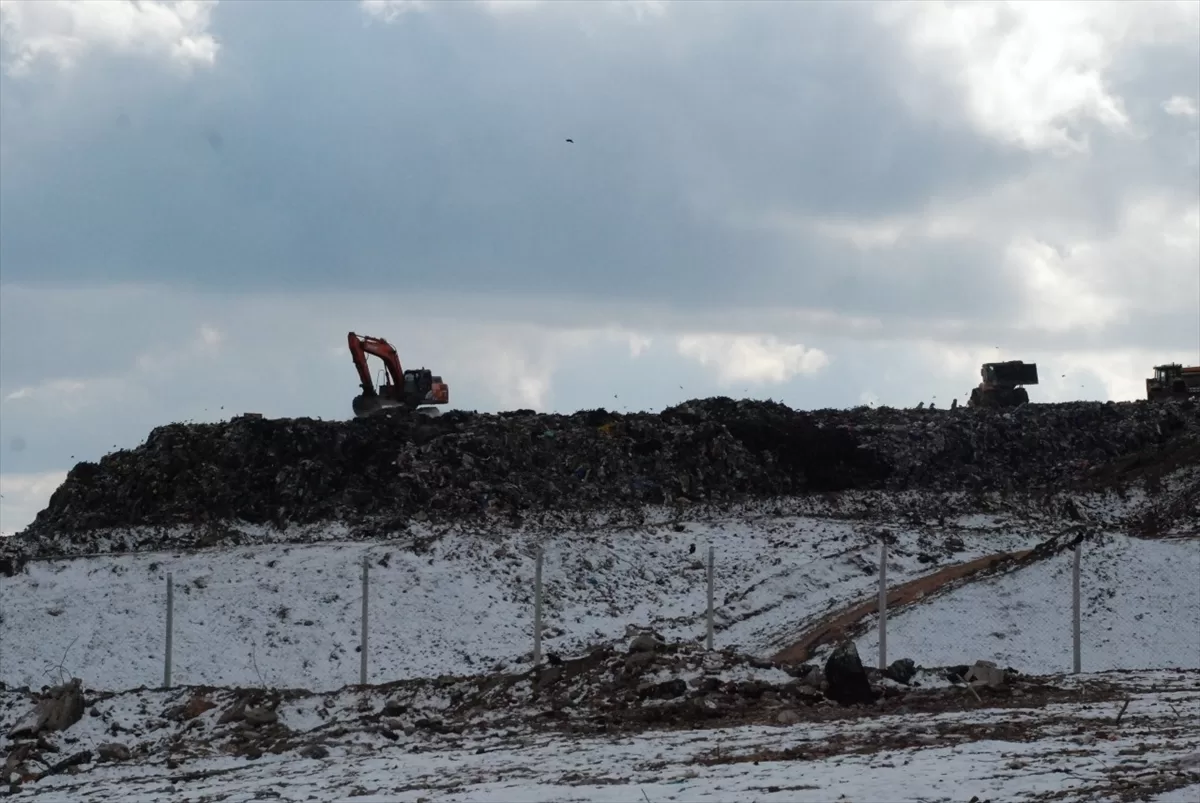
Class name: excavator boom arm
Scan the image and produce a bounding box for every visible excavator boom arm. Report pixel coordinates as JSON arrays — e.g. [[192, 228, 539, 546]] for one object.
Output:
[[347, 332, 405, 394]]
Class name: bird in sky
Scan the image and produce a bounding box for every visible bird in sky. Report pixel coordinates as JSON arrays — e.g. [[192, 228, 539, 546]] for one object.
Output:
[[565, 138, 574, 143]]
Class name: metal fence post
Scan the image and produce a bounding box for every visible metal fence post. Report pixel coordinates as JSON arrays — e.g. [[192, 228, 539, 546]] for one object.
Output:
[[878, 540, 888, 671], [533, 547, 544, 664], [1072, 542, 1082, 674], [360, 556, 369, 686], [164, 572, 174, 689], [706, 545, 715, 651]]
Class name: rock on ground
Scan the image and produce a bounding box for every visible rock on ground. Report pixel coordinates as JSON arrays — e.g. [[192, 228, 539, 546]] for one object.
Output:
[[824, 641, 877, 706]]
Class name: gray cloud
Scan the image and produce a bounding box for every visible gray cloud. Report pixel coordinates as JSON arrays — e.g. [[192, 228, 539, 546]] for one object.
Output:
[[1, 0, 1041, 317], [1, 0, 1198, 532]]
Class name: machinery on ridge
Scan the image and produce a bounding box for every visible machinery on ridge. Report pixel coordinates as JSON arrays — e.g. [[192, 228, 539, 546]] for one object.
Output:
[[968, 360, 1038, 408], [1146, 363, 1200, 401], [347, 332, 448, 418]]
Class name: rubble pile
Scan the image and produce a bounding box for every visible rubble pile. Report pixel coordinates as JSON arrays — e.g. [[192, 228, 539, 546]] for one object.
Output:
[[12, 398, 1200, 544], [2, 638, 1126, 790]]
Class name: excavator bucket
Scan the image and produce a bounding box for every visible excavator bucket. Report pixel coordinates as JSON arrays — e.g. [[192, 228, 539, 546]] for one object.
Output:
[[352, 394, 404, 418]]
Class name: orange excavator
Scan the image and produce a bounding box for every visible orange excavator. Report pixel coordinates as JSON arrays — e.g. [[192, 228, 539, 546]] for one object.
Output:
[[347, 332, 448, 418]]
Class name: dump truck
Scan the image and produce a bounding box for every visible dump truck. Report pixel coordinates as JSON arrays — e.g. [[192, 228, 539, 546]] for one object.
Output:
[[968, 360, 1038, 408], [1146, 363, 1200, 401]]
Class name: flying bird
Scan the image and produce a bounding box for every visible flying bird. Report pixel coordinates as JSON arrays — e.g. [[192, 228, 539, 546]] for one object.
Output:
[[565, 138, 574, 143]]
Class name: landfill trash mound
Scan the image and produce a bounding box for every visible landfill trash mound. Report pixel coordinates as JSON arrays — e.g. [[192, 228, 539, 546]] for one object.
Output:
[[9, 397, 1199, 549]]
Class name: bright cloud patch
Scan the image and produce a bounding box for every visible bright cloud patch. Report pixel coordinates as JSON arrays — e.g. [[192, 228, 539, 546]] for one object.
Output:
[[1013, 195, 1200, 334], [359, 0, 428, 22], [4, 378, 87, 402], [0, 470, 67, 536], [0, 0, 219, 76], [134, 323, 225, 373], [359, 0, 545, 22], [1007, 237, 1126, 334], [880, 1, 1199, 153], [676, 335, 830, 386], [360, 0, 664, 22], [1, 376, 130, 414], [1163, 95, 1199, 118]]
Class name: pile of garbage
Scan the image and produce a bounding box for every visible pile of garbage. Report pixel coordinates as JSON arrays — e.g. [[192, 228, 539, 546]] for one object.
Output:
[[2, 637, 1117, 790], [2, 638, 831, 785], [10, 397, 1199, 545]]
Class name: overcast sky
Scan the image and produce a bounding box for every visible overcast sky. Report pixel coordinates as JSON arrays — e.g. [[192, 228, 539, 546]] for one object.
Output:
[[1, 0, 1198, 535]]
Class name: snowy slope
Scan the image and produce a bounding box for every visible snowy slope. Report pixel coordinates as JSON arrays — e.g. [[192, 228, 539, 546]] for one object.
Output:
[[1, 511, 1051, 692], [854, 533, 1200, 674]]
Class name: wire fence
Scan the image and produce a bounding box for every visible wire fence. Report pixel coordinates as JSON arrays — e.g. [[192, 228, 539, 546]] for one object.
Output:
[[867, 539, 1089, 672], [2, 535, 1195, 692]]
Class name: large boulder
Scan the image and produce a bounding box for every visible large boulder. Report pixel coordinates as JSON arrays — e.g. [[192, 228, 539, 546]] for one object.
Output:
[[823, 642, 877, 707]]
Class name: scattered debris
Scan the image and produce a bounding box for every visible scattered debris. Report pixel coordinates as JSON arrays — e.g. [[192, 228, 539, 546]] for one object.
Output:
[[6, 679, 85, 739], [2, 660, 1171, 796], [96, 742, 131, 762], [883, 658, 918, 685], [965, 660, 1010, 689], [627, 632, 665, 654]]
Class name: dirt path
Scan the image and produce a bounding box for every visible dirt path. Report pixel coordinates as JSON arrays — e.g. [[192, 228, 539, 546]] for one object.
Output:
[[771, 548, 1033, 665]]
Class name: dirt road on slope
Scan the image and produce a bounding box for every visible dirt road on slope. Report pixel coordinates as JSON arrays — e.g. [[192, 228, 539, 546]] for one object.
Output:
[[771, 548, 1033, 664]]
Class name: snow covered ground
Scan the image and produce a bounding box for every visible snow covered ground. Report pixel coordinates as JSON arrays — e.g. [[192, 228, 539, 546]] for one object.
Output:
[[854, 533, 1200, 674], [4, 493, 1197, 692], [1, 511, 1054, 692], [6, 670, 1198, 802], [3, 482, 1198, 802]]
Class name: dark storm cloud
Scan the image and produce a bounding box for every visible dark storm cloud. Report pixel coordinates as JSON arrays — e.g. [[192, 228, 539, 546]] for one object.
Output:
[[0, 0, 1033, 323]]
